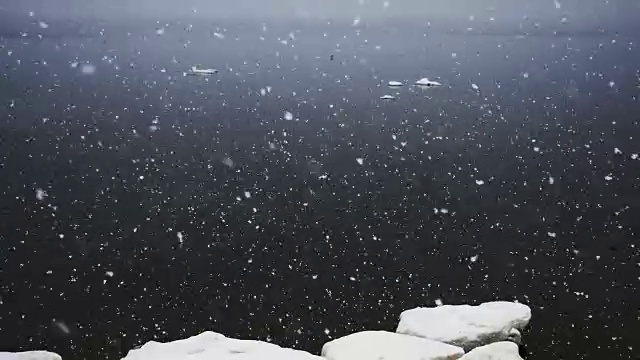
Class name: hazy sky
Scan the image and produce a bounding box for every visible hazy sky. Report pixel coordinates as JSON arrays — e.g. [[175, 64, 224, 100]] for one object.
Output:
[[2, 0, 639, 26]]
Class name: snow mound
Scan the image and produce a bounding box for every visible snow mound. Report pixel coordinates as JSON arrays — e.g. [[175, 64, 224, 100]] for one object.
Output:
[[459, 342, 523, 360], [415, 78, 442, 86], [0, 351, 62, 360], [321, 331, 464, 360], [121, 331, 322, 360], [396, 301, 531, 350]]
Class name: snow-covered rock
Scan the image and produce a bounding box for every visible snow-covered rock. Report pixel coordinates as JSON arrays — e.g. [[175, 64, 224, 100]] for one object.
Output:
[[415, 78, 442, 86], [121, 331, 322, 360], [321, 331, 465, 360], [396, 301, 531, 350], [459, 342, 523, 360], [0, 351, 62, 360]]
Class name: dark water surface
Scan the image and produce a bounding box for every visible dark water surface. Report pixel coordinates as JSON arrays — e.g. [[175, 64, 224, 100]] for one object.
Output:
[[1, 20, 639, 359]]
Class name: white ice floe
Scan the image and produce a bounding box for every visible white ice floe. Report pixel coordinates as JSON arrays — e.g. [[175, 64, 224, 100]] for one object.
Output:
[[380, 95, 396, 100], [459, 342, 523, 360], [321, 331, 464, 360], [186, 66, 218, 76], [388, 81, 403, 87], [396, 301, 531, 350], [415, 78, 442, 87], [121, 331, 322, 360], [0, 352, 61, 360]]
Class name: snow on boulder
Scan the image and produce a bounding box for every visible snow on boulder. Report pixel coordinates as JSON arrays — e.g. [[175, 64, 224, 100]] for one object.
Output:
[[459, 342, 523, 360], [0, 351, 62, 360], [121, 331, 322, 360], [396, 301, 531, 350], [321, 330, 465, 360]]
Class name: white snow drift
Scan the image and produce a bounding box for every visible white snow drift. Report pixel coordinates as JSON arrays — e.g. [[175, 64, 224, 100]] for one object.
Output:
[[321, 331, 464, 360], [120, 331, 322, 360], [396, 301, 531, 350]]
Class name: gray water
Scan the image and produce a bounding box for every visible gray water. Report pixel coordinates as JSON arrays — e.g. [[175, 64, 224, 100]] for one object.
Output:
[[1, 19, 639, 360]]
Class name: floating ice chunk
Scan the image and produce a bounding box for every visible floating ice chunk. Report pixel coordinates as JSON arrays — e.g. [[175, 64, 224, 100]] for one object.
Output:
[[380, 95, 396, 100], [553, 0, 562, 9], [38, 21, 49, 29], [440, 208, 449, 214], [0, 351, 62, 360], [469, 255, 479, 263], [614, 147, 622, 155], [186, 66, 218, 76], [459, 342, 523, 360], [632, 153, 639, 160], [321, 331, 464, 360], [548, 232, 556, 238], [604, 174, 614, 181], [213, 32, 225, 39], [352, 16, 361, 26], [475, 180, 484, 186], [388, 81, 403, 87], [121, 331, 322, 360], [80, 63, 96, 74], [471, 83, 480, 91], [105, 271, 114, 277], [396, 301, 531, 350], [35, 188, 47, 201], [177, 231, 184, 244], [356, 158, 364, 165], [155, 28, 165, 35], [548, 177, 555, 185], [415, 78, 442, 87], [244, 191, 251, 199], [284, 111, 294, 121]]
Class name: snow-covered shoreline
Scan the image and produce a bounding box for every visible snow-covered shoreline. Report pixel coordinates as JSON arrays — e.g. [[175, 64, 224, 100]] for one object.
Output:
[[2, 301, 530, 360]]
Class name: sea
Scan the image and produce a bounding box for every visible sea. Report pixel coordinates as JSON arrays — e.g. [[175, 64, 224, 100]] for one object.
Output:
[[0, 17, 639, 360]]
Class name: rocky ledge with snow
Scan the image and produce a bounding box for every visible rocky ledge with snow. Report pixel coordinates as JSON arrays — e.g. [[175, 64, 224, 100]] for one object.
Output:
[[121, 331, 322, 360], [321, 330, 464, 360], [396, 301, 531, 350], [1, 301, 531, 360], [0, 352, 62, 360]]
